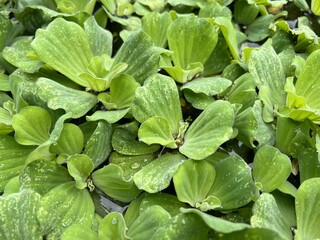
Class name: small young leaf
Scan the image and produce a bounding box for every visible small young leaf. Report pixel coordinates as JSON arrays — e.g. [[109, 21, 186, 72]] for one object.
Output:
[[138, 116, 177, 148], [92, 164, 142, 202], [12, 106, 51, 145], [67, 154, 94, 189], [50, 123, 84, 155], [253, 145, 291, 192], [61, 224, 98, 240], [99, 212, 130, 240], [173, 160, 216, 208]]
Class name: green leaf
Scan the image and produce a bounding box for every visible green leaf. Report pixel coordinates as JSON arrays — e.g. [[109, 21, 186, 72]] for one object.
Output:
[[112, 121, 160, 155], [298, 148, 320, 183], [213, 17, 239, 61], [295, 178, 320, 240], [132, 74, 182, 134], [167, 15, 218, 70], [251, 193, 292, 240], [180, 100, 234, 160], [253, 145, 291, 192], [248, 44, 286, 122], [181, 77, 232, 96], [61, 224, 98, 240], [20, 159, 73, 195], [218, 228, 283, 240], [12, 106, 51, 145], [246, 15, 273, 42], [31, 17, 93, 87], [86, 108, 130, 123], [92, 164, 142, 202], [37, 182, 95, 238], [36, 78, 97, 118], [50, 123, 84, 155], [234, 0, 259, 25], [180, 208, 250, 234], [173, 160, 216, 208], [183, 89, 214, 110], [134, 153, 186, 193], [112, 31, 163, 84], [141, 12, 172, 48], [0, 189, 42, 240], [208, 155, 255, 210], [55, 0, 96, 14], [67, 154, 94, 189], [99, 212, 130, 240], [109, 152, 155, 180], [84, 16, 112, 56], [3, 176, 20, 196], [127, 205, 171, 240], [138, 116, 177, 148], [0, 136, 34, 191], [139, 193, 188, 217], [287, 49, 320, 123], [235, 100, 275, 148], [84, 120, 112, 167], [98, 74, 140, 110], [312, 0, 320, 15], [2, 37, 44, 73], [152, 212, 209, 240]]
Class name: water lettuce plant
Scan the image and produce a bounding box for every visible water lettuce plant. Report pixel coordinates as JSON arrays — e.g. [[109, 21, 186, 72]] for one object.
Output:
[[1, 0, 320, 239]]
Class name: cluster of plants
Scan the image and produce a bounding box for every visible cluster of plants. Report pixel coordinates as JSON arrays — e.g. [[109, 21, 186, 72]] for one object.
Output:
[[1, 0, 320, 239]]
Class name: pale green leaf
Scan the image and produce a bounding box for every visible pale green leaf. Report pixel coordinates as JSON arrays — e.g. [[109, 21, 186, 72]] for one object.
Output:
[[167, 15, 218, 69], [61, 224, 98, 240], [86, 108, 130, 123], [31, 17, 93, 87], [141, 12, 172, 48], [181, 77, 232, 96]]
